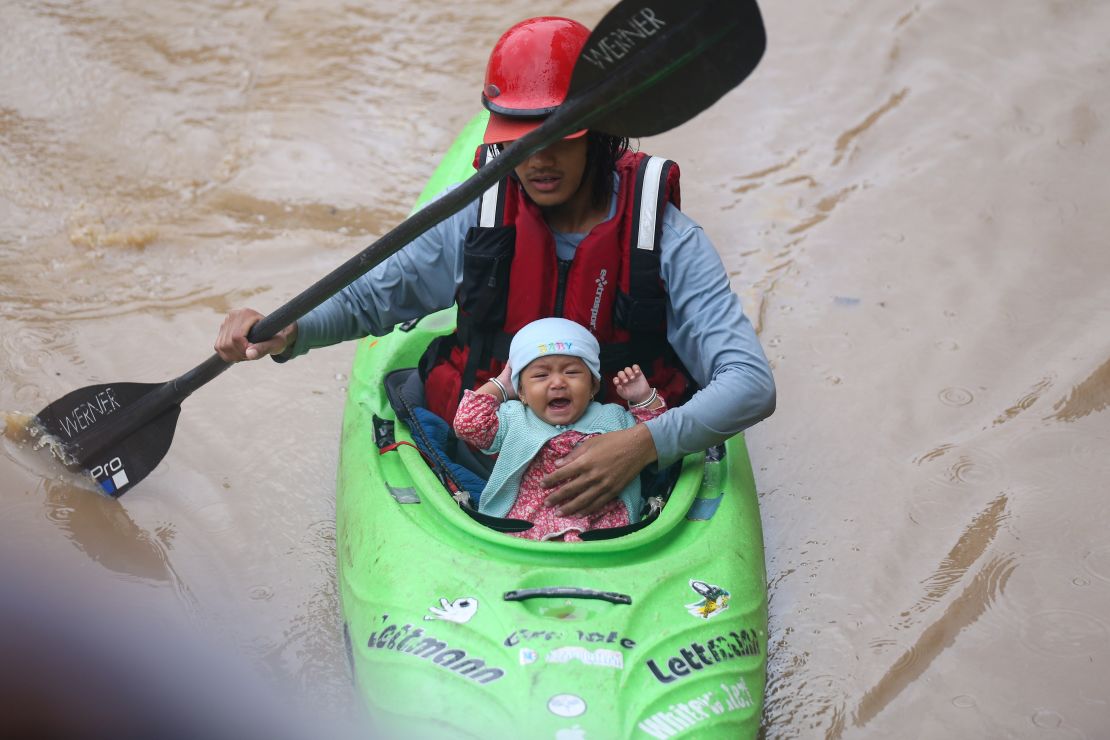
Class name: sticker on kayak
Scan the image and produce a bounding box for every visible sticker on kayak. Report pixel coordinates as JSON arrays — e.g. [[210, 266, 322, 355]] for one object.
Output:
[[686, 580, 730, 619], [520, 646, 624, 670], [548, 693, 587, 718], [637, 678, 756, 738], [547, 646, 624, 669], [505, 628, 637, 650], [424, 596, 479, 624], [556, 725, 586, 740]]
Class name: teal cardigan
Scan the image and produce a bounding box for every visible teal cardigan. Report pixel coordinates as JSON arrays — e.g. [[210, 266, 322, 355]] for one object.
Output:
[[478, 400, 643, 523]]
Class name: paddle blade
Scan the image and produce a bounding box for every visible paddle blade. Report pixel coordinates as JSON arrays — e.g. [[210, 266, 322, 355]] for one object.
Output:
[[34, 382, 181, 497], [568, 0, 766, 138]]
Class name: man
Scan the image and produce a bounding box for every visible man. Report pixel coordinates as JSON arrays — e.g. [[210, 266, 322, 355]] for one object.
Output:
[[215, 16, 775, 518]]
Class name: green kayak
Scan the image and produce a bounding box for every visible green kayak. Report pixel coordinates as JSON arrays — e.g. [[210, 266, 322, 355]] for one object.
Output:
[[336, 112, 768, 738]]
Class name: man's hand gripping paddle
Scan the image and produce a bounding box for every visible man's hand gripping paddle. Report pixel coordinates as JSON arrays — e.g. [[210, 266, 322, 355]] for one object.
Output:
[[33, 0, 766, 496]]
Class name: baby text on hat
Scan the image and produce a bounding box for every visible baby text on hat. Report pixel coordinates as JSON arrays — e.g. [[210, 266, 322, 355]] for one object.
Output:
[[536, 341, 573, 354]]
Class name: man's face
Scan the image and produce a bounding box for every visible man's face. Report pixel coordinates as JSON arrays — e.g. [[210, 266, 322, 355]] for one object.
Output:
[[509, 136, 589, 209]]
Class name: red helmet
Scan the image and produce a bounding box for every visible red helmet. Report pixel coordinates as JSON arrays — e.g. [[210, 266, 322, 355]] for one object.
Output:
[[481, 17, 591, 144]]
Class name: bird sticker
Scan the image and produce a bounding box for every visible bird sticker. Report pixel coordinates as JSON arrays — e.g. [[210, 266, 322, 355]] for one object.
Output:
[[686, 580, 730, 619]]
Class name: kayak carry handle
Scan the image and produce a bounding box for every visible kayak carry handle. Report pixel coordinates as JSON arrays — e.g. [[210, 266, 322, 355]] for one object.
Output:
[[503, 588, 632, 605]]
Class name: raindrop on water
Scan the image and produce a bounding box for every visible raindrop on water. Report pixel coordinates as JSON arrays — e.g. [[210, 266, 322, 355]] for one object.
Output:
[[1031, 709, 1063, 729], [938, 387, 974, 406]]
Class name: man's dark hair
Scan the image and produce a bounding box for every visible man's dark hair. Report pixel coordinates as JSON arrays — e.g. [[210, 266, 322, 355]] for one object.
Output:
[[585, 131, 631, 209]]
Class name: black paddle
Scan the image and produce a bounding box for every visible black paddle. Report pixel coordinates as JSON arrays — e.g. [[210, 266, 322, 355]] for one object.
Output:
[[33, 0, 766, 496]]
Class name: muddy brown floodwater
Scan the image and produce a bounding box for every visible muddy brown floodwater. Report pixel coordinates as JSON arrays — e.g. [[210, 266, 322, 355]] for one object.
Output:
[[2, 1, 1108, 737]]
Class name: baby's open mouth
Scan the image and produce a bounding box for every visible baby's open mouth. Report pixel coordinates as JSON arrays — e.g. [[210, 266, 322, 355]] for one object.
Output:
[[548, 398, 571, 410]]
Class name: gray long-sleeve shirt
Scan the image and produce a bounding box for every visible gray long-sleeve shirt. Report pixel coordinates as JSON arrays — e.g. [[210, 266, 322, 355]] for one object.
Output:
[[285, 183, 775, 467]]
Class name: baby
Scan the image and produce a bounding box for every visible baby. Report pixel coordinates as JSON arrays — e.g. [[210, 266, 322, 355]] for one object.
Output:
[[452, 317, 666, 541]]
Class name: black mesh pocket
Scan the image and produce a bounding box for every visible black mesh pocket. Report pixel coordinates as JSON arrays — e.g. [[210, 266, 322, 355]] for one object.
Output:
[[459, 225, 516, 331], [613, 290, 667, 333]]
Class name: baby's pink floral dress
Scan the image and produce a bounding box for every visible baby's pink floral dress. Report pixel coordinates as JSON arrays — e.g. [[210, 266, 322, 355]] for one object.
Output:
[[453, 390, 665, 542]]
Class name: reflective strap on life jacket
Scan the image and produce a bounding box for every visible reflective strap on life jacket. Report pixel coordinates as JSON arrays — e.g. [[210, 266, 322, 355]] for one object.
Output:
[[631, 156, 671, 253], [624, 156, 675, 329], [477, 145, 505, 228]]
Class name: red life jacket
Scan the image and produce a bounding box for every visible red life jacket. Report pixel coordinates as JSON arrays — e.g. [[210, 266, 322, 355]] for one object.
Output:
[[421, 148, 695, 422]]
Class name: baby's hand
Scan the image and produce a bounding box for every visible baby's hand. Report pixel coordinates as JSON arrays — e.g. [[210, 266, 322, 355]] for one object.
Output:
[[494, 362, 517, 401], [613, 365, 652, 404]]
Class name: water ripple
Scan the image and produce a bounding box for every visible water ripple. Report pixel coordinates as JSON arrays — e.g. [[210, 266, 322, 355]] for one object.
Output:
[[938, 386, 974, 407], [898, 494, 1009, 629], [924, 446, 1004, 493], [1021, 609, 1110, 658], [854, 554, 1018, 727], [992, 376, 1054, 426], [1081, 545, 1110, 583]]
